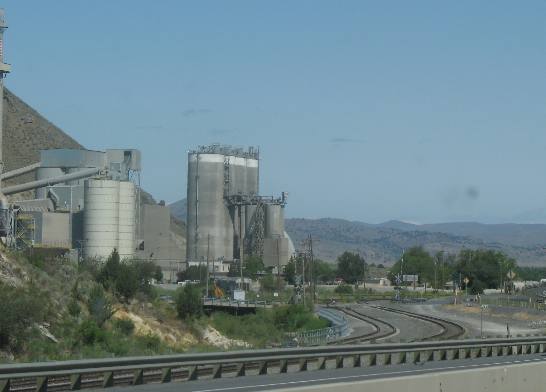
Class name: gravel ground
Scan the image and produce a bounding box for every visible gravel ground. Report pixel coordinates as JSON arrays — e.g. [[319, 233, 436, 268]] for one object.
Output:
[[404, 302, 544, 338]]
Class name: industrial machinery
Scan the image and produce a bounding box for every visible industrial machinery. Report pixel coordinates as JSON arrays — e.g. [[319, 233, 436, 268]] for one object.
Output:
[[186, 144, 291, 269]]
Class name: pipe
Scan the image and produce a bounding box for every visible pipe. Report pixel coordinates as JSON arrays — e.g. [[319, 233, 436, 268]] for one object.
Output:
[[0, 162, 40, 180], [3, 167, 103, 196]]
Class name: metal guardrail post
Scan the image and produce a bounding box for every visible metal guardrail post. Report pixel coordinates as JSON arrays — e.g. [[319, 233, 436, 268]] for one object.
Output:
[[36, 376, 48, 392], [102, 372, 114, 388], [0, 380, 9, 392], [212, 364, 222, 379], [161, 368, 172, 383], [70, 374, 82, 390]]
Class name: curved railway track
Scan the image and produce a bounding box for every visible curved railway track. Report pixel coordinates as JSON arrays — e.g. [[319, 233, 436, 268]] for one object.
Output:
[[370, 305, 465, 340], [332, 307, 398, 344]]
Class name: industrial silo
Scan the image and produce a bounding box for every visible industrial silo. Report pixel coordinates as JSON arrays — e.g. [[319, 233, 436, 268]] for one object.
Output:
[[263, 204, 289, 268], [227, 156, 247, 196], [83, 179, 120, 259], [244, 156, 259, 233], [118, 181, 136, 259], [186, 151, 234, 262], [265, 204, 284, 237]]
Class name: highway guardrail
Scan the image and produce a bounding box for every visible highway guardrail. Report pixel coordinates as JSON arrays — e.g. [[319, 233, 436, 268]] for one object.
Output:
[[1, 336, 546, 391]]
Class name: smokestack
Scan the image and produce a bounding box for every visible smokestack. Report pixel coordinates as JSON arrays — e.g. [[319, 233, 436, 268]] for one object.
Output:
[[0, 9, 11, 235]]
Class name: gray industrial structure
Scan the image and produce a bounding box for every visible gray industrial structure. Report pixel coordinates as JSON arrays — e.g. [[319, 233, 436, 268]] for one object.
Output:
[[186, 144, 291, 270], [1, 148, 143, 260], [1, 146, 184, 277]]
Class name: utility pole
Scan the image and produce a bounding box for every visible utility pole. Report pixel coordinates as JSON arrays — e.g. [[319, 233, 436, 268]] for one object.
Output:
[[434, 255, 438, 292], [302, 250, 306, 307], [206, 234, 210, 297], [310, 235, 316, 305], [276, 236, 281, 292]]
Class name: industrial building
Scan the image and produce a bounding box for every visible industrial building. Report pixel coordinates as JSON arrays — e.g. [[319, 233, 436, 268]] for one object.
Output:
[[186, 144, 292, 271], [3, 148, 141, 259]]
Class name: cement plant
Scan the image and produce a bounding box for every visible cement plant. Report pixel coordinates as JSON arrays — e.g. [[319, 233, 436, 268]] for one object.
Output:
[[3, 5, 546, 392]]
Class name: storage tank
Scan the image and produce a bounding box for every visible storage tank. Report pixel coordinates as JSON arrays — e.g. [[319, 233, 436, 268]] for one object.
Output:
[[265, 204, 284, 237], [245, 157, 259, 196], [244, 157, 259, 233], [118, 181, 136, 259], [83, 179, 120, 259], [227, 156, 247, 196], [186, 152, 234, 262]]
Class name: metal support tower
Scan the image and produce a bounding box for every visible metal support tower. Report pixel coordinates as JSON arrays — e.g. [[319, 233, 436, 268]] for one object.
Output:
[[0, 9, 11, 236]]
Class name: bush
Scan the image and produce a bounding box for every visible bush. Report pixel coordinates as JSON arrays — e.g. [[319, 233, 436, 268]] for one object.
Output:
[[0, 283, 47, 352], [67, 300, 81, 318], [87, 285, 115, 327], [272, 305, 329, 332], [77, 319, 105, 345], [334, 284, 354, 295], [175, 285, 203, 319], [97, 250, 157, 301], [136, 334, 161, 351], [114, 318, 135, 336]]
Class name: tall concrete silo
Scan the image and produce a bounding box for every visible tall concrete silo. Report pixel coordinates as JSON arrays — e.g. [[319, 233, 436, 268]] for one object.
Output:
[[186, 151, 233, 262], [83, 179, 120, 259], [186, 145, 261, 263], [118, 181, 136, 259]]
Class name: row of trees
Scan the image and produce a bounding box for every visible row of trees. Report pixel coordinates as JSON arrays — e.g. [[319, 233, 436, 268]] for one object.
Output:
[[285, 251, 367, 285], [387, 247, 517, 294]]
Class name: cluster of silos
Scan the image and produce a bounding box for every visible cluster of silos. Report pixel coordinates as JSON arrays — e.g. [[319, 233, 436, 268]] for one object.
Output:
[[186, 146, 259, 262], [83, 179, 136, 260]]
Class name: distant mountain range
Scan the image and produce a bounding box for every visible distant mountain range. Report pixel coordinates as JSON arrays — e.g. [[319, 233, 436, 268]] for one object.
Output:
[[169, 199, 546, 266]]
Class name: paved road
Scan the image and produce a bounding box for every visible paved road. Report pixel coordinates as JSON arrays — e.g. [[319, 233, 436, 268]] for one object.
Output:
[[93, 353, 546, 392]]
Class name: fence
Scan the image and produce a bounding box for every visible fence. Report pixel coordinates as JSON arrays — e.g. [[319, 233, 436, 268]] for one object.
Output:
[[284, 308, 350, 347]]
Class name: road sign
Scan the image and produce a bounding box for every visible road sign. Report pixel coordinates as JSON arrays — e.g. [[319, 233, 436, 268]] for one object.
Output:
[[403, 274, 418, 283], [394, 274, 402, 286]]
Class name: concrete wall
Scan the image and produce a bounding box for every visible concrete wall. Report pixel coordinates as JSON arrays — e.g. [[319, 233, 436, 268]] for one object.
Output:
[[263, 237, 289, 267], [28, 211, 71, 248], [280, 361, 546, 392], [137, 204, 184, 282]]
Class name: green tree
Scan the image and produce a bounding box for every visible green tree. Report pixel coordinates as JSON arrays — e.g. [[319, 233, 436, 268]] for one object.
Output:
[[175, 284, 203, 319], [243, 256, 265, 278], [154, 265, 163, 282], [455, 249, 516, 294], [260, 273, 277, 292], [97, 249, 121, 290], [388, 247, 435, 285], [313, 260, 336, 283], [177, 265, 208, 282], [87, 284, 115, 327], [284, 257, 297, 285], [336, 252, 366, 284]]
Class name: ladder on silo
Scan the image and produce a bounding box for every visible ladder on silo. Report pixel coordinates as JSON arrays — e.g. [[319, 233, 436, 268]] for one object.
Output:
[[223, 156, 231, 197]]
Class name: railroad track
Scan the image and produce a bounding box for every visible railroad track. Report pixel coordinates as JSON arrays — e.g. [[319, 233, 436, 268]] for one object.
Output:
[[370, 305, 465, 340], [333, 306, 398, 344]]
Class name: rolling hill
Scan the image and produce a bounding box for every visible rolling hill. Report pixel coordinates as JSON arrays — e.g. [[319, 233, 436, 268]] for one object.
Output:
[[169, 198, 546, 266]]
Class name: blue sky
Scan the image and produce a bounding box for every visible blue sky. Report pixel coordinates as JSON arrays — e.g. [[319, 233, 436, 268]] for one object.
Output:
[[3, 1, 546, 223]]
